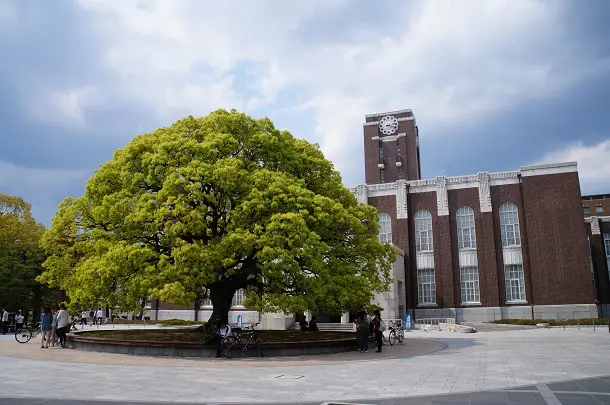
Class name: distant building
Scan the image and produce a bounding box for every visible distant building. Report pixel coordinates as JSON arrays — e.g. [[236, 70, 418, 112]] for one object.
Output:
[[585, 216, 610, 317], [582, 194, 610, 217], [350, 109, 598, 322]]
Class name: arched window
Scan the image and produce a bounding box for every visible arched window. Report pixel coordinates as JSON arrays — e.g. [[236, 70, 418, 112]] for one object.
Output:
[[499, 203, 521, 247], [456, 206, 476, 249], [378, 213, 392, 243], [415, 210, 433, 251]]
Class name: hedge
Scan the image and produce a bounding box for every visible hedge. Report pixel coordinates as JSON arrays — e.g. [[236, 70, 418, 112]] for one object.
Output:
[[489, 318, 610, 326]]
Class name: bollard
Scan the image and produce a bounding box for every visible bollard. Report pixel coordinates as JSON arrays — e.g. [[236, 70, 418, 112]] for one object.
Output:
[[563, 319, 565, 331], [608, 320, 610, 334], [593, 319, 596, 332], [578, 319, 580, 331]]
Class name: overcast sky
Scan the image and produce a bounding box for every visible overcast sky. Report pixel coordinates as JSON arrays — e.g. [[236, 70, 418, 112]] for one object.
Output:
[[1, 0, 610, 226]]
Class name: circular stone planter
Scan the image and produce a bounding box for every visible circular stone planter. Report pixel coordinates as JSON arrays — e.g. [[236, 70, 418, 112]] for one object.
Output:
[[67, 331, 358, 358], [536, 323, 551, 328]]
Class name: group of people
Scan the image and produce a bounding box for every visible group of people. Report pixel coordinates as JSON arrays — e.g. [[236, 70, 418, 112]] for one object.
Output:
[[39, 303, 70, 348], [298, 316, 318, 331], [79, 308, 104, 326], [1, 308, 25, 334], [356, 309, 385, 353]]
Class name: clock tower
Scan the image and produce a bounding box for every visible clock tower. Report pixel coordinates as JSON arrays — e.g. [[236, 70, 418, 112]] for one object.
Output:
[[363, 109, 421, 184]]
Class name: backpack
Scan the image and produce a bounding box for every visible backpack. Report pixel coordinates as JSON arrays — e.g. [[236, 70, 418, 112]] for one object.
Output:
[[380, 320, 386, 332]]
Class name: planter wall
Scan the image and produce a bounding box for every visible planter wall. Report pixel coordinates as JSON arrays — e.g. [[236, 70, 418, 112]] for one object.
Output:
[[67, 331, 358, 357]]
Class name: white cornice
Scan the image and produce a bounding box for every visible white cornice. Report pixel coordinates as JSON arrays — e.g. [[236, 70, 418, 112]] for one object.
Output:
[[367, 182, 397, 197], [408, 179, 436, 194], [489, 171, 519, 186], [365, 109, 413, 119], [520, 161, 577, 177]]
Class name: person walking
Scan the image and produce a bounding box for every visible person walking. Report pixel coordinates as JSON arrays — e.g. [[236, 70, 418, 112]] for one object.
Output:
[[96, 308, 103, 325], [1, 309, 8, 334], [357, 311, 369, 353], [56, 303, 69, 348], [80, 311, 88, 326], [373, 310, 384, 353], [40, 307, 53, 348], [15, 310, 24, 331], [89, 309, 95, 326]]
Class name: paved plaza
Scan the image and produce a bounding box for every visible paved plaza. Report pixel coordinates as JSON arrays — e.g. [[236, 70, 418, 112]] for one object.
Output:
[[0, 326, 608, 404]]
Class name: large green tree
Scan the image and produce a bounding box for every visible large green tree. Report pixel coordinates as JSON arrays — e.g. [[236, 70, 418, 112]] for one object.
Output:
[[0, 194, 59, 320], [39, 110, 395, 325]]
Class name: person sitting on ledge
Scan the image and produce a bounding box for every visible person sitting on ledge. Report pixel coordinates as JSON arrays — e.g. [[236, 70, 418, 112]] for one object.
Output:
[[299, 317, 309, 331], [309, 316, 318, 331], [215, 319, 232, 358]]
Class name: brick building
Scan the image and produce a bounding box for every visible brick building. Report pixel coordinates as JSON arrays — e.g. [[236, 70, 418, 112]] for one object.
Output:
[[582, 194, 610, 217], [350, 109, 598, 322]]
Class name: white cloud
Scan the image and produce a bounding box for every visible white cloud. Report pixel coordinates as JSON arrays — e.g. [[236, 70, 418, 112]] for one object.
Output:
[[40, 0, 610, 184], [27, 86, 99, 128], [536, 140, 610, 194]]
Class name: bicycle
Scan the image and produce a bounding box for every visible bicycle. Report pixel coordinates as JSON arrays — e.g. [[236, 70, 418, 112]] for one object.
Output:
[[387, 323, 405, 346], [15, 323, 41, 344], [221, 322, 264, 359]]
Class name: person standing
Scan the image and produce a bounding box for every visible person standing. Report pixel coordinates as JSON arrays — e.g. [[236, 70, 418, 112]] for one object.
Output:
[[15, 310, 24, 331], [56, 303, 69, 348], [40, 307, 53, 348], [89, 309, 95, 325], [215, 319, 232, 358], [1, 309, 8, 334], [80, 311, 88, 326], [96, 308, 103, 325], [357, 311, 369, 353], [373, 310, 384, 353], [50, 308, 58, 347]]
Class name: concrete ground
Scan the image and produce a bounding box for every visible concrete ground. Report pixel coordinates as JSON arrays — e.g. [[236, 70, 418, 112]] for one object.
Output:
[[0, 325, 608, 404]]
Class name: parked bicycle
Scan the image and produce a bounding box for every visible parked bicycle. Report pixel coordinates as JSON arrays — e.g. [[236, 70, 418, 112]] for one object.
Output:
[[221, 322, 264, 359], [387, 321, 405, 346], [15, 323, 41, 344]]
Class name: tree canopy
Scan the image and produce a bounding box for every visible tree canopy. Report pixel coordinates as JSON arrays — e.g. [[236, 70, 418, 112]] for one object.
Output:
[[0, 194, 58, 317], [38, 109, 396, 324]]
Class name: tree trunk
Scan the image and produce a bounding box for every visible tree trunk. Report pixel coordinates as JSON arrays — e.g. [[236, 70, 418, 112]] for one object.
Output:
[[32, 284, 42, 322], [208, 286, 236, 327]]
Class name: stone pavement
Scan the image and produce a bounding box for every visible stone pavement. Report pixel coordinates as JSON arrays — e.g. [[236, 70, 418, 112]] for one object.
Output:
[[0, 327, 608, 404]]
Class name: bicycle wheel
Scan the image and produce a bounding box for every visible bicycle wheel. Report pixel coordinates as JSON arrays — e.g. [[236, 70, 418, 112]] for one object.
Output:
[[15, 328, 32, 344], [221, 336, 240, 359], [254, 337, 264, 358], [397, 329, 404, 344], [388, 330, 396, 346]]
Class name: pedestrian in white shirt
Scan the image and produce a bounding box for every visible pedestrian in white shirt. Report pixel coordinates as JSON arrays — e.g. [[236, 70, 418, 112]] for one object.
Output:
[[56, 303, 69, 348], [96, 308, 103, 325], [1, 309, 8, 334], [15, 310, 24, 331], [51, 308, 58, 347], [80, 311, 88, 326]]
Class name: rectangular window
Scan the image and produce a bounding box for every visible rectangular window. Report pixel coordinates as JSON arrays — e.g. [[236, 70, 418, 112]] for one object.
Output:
[[505, 264, 526, 302], [380, 170, 385, 183], [460, 267, 480, 303], [417, 269, 436, 305], [596, 205, 604, 214], [604, 233, 610, 273], [201, 297, 212, 307], [583, 206, 590, 215], [232, 289, 245, 307]]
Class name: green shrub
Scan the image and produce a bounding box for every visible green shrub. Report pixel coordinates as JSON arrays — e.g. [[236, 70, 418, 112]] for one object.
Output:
[[157, 319, 204, 326], [489, 318, 610, 326]]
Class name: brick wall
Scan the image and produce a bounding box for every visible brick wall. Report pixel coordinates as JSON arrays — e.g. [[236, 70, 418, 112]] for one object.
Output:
[[521, 172, 594, 305]]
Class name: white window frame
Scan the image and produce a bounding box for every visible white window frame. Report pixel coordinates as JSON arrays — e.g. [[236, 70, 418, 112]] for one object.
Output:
[[596, 205, 604, 214], [460, 266, 481, 304], [378, 213, 392, 244], [417, 268, 436, 305], [232, 289, 245, 307], [504, 264, 526, 303], [456, 206, 476, 249], [499, 203, 521, 247], [415, 210, 433, 252]]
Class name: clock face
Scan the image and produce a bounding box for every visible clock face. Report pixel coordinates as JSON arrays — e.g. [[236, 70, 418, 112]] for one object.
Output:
[[379, 115, 399, 135]]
